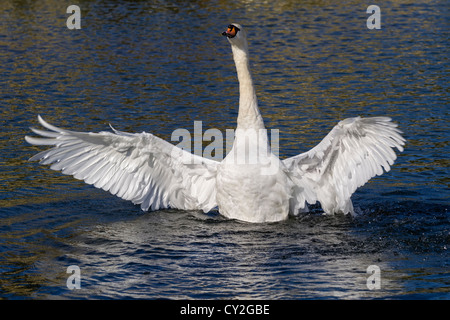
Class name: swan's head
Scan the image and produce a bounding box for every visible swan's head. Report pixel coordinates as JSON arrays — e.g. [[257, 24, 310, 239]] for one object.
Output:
[[222, 23, 247, 50]]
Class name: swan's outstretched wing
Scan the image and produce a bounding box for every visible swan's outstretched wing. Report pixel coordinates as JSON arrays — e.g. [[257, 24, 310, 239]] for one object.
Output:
[[25, 115, 218, 212], [283, 117, 405, 214]]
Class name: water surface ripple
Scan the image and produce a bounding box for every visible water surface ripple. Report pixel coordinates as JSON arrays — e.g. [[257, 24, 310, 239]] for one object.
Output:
[[0, 0, 448, 299]]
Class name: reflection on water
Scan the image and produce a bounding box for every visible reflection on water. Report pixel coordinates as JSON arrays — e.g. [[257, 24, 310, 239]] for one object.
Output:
[[0, 0, 448, 299], [3, 202, 446, 299]]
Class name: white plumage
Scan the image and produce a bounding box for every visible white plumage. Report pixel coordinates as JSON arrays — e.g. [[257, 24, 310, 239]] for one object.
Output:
[[25, 23, 405, 223], [283, 116, 405, 215], [26, 116, 218, 213]]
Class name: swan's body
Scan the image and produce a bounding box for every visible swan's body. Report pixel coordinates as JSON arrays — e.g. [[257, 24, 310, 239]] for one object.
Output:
[[25, 24, 405, 223]]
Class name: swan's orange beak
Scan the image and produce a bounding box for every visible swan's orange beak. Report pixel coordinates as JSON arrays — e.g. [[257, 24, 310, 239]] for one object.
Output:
[[222, 25, 239, 38]]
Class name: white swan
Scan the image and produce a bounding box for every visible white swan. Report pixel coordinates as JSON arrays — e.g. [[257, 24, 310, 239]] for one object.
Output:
[[25, 23, 405, 223]]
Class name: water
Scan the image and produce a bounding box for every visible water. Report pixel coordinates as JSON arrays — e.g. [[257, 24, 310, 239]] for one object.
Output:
[[0, 0, 448, 300]]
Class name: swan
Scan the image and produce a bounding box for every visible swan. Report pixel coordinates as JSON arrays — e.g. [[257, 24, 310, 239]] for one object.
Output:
[[25, 23, 405, 223]]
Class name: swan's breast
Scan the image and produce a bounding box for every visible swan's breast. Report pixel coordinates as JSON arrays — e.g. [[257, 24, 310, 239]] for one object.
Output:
[[216, 154, 291, 223]]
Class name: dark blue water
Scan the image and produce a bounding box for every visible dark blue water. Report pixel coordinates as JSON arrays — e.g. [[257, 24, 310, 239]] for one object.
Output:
[[0, 0, 448, 299]]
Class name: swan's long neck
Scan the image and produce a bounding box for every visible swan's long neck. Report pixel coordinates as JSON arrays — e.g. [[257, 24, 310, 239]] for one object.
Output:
[[231, 45, 264, 130]]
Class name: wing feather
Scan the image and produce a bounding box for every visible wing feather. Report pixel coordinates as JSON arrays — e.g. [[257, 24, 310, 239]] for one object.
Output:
[[25, 115, 218, 212], [283, 117, 405, 214]]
